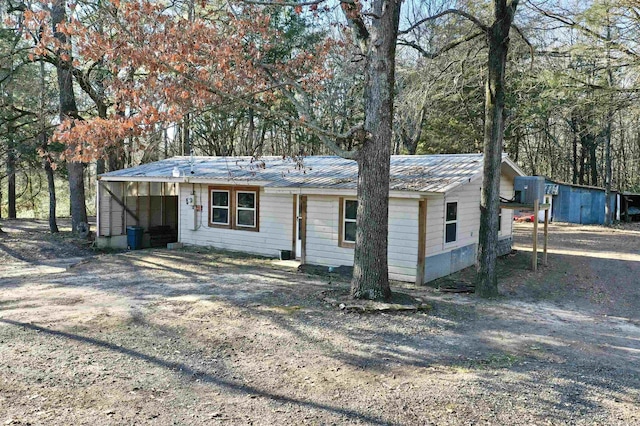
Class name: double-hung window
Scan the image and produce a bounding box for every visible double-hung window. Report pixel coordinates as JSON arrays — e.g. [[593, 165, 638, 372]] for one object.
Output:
[[211, 190, 230, 225], [445, 201, 458, 244], [236, 191, 256, 228], [339, 198, 357, 248], [208, 186, 259, 231]]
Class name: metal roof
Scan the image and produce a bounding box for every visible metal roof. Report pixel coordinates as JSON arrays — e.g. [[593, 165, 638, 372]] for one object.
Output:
[[545, 178, 619, 194], [100, 154, 521, 194]]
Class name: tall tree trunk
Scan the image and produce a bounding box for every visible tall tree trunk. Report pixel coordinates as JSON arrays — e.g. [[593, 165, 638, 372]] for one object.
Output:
[[349, 0, 400, 301], [579, 143, 586, 185], [44, 152, 59, 234], [476, 0, 519, 298], [6, 56, 17, 219], [603, 16, 614, 225], [248, 108, 256, 154], [0, 182, 5, 240], [96, 101, 107, 176], [4, 36, 18, 220], [572, 118, 578, 184], [7, 128, 17, 219], [107, 108, 126, 171], [183, 0, 195, 157], [589, 140, 598, 186], [604, 118, 613, 224], [52, 0, 88, 233], [40, 59, 59, 233], [183, 114, 191, 155]]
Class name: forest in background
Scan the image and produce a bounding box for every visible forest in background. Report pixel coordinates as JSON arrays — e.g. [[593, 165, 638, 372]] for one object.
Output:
[[1, 0, 640, 220]]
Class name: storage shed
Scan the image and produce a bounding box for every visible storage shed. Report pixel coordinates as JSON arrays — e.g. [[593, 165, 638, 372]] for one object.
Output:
[[97, 154, 525, 284], [545, 179, 617, 225]]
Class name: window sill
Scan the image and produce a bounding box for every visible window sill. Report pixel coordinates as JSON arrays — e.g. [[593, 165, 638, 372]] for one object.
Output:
[[208, 222, 231, 229], [208, 223, 260, 232], [339, 241, 355, 249], [443, 241, 459, 249]]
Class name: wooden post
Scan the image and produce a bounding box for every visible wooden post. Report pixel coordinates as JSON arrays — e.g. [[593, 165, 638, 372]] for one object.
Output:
[[135, 181, 140, 226], [532, 199, 539, 271], [415, 199, 427, 285], [147, 181, 151, 230], [122, 182, 127, 234], [543, 207, 549, 266], [108, 182, 113, 236], [625, 196, 630, 223], [300, 195, 307, 265], [96, 180, 101, 237], [161, 182, 165, 227], [291, 195, 297, 258]]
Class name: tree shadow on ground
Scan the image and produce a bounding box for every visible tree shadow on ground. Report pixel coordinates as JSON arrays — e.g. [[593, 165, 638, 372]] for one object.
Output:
[[0, 318, 394, 425], [3, 243, 640, 423]]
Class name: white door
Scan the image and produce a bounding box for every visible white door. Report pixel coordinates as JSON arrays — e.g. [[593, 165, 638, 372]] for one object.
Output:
[[295, 194, 302, 258]]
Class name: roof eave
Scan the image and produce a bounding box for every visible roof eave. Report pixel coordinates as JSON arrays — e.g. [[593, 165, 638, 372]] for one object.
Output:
[[98, 175, 270, 186], [503, 156, 526, 178], [264, 186, 441, 198]]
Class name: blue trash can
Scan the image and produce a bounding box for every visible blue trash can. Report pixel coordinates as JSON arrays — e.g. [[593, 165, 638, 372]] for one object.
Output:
[[126, 226, 144, 250]]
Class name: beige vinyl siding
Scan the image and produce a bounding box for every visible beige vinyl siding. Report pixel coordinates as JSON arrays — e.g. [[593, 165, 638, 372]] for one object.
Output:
[[425, 196, 444, 256], [304, 196, 419, 282], [425, 178, 482, 257], [425, 169, 516, 257], [500, 173, 514, 236], [98, 181, 125, 236], [179, 184, 293, 257], [444, 177, 483, 250]]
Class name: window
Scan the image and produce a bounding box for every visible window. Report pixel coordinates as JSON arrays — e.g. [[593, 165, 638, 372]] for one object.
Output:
[[208, 186, 259, 231], [339, 198, 357, 248], [236, 191, 256, 228], [211, 190, 230, 225], [445, 202, 457, 243]]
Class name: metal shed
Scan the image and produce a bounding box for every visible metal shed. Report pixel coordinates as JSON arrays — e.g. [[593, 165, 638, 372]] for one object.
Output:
[[545, 179, 617, 225]]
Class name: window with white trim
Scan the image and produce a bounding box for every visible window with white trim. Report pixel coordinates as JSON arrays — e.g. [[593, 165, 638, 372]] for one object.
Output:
[[211, 190, 230, 225], [343, 199, 357, 244], [236, 191, 256, 228], [445, 202, 458, 243]]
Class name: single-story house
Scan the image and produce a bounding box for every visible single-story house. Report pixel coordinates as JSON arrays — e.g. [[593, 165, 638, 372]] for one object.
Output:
[[96, 154, 525, 284], [545, 179, 618, 225]]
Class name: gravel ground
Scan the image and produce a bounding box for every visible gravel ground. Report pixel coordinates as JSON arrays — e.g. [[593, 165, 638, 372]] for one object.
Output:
[[0, 220, 639, 425]]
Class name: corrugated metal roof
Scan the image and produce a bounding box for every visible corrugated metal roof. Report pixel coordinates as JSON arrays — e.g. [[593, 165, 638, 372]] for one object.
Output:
[[100, 154, 504, 193]]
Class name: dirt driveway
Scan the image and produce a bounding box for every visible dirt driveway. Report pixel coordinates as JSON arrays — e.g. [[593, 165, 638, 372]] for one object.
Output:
[[1, 220, 640, 425]]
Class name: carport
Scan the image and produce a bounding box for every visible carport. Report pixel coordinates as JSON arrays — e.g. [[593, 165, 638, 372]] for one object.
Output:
[[621, 192, 640, 222], [96, 180, 179, 249]]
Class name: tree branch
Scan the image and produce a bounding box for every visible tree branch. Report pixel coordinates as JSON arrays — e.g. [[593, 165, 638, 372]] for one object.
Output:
[[260, 64, 359, 159], [398, 30, 483, 59], [528, 2, 639, 59], [511, 23, 534, 69], [341, 2, 369, 54], [241, 0, 325, 5], [399, 8, 489, 35]]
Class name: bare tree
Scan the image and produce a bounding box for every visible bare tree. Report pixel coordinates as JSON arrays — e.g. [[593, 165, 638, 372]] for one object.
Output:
[[399, 1, 520, 296], [476, 0, 520, 297], [51, 0, 88, 234]]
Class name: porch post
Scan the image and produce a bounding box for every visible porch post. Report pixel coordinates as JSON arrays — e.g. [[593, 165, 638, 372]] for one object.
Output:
[[300, 195, 307, 265], [415, 199, 427, 285]]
